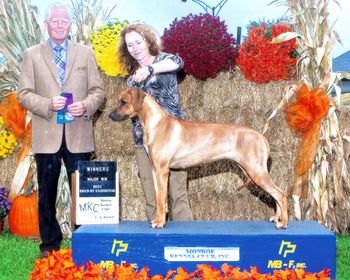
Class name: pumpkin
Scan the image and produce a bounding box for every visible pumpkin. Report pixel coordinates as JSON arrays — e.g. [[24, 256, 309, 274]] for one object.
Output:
[[8, 191, 39, 237]]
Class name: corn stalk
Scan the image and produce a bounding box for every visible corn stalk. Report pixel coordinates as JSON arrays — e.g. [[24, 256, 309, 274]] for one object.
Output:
[[268, 0, 350, 234], [0, 0, 44, 96], [69, 0, 117, 45]]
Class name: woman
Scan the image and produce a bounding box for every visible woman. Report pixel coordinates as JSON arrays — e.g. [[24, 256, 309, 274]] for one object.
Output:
[[118, 22, 193, 222]]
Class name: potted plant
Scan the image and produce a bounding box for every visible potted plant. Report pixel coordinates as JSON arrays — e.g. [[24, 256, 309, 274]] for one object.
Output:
[[0, 186, 11, 233]]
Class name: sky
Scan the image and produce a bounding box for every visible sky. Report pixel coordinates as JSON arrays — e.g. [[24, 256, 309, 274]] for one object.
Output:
[[30, 0, 349, 58]]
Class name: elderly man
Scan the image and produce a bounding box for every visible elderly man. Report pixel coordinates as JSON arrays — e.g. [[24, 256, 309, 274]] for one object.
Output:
[[17, 2, 104, 257]]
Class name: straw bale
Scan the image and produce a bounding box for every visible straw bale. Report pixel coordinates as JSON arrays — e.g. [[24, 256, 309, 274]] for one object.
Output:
[[93, 75, 147, 220], [177, 70, 298, 221], [1, 70, 348, 224], [95, 70, 299, 222], [93, 75, 135, 157], [0, 152, 18, 187]]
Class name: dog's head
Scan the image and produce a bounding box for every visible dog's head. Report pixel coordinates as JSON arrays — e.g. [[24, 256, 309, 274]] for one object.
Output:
[[109, 87, 146, 122]]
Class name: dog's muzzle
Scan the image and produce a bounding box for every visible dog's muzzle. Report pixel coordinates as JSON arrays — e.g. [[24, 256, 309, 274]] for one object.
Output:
[[108, 110, 129, 122]]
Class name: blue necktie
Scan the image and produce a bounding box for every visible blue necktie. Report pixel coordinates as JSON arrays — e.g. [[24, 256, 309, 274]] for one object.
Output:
[[54, 45, 66, 86]]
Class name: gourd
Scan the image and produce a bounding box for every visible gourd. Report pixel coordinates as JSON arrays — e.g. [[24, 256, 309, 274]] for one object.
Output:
[[8, 188, 39, 237]]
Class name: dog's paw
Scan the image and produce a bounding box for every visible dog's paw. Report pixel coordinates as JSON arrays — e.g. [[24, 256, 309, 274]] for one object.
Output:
[[151, 218, 166, 228], [269, 214, 279, 223], [151, 223, 164, 228], [275, 221, 288, 230]]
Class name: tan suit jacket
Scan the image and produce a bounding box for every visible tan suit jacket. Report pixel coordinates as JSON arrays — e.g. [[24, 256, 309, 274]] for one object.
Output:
[[17, 40, 105, 154]]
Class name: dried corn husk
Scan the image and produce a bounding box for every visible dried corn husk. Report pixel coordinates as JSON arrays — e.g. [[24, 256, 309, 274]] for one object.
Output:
[[269, 0, 350, 233], [0, 0, 44, 96], [69, 0, 117, 45]]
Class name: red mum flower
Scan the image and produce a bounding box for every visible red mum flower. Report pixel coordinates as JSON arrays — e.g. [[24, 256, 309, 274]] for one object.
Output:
[[162, 13, 238, 80], [237, 22, 297, 83]]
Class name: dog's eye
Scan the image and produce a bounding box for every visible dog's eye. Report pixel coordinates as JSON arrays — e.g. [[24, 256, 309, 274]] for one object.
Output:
[[119, 100, 127, 106]]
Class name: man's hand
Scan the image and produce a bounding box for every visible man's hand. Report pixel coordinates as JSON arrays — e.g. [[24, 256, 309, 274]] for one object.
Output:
[[68, 102, 86, 117], [50, 96, 67, 111]]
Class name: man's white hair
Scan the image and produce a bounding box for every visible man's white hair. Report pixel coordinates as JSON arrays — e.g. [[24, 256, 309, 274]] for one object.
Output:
[[44, 2, 72, 23]]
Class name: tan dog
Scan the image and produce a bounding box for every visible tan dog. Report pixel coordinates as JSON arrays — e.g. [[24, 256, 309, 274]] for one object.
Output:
[[109, 88, 288, 229]]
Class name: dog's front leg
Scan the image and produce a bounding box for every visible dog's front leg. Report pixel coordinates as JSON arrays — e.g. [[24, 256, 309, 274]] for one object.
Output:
[[151, 167, 169, 228]]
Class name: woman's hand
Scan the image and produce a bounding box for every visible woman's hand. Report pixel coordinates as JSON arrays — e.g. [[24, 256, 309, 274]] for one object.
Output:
[[132, 66, 151, 83]]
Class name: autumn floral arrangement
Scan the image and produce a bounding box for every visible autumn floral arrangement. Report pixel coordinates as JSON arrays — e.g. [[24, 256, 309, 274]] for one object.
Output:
[[0, 186, 11, 221], [89, 19, 129, 77], [0, 92, 27, 159], [29, 248, 331, 280], [236, 22, 297, 83], [162, 13, 238, 80], [285, 83, 330, 177]]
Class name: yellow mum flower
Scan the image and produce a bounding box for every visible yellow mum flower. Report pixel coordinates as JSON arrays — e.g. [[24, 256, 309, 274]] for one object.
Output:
[[0, 121, 18, 159], [90, 19, 129, 77]]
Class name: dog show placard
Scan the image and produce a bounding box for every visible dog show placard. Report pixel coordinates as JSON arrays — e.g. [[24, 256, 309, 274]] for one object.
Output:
[[72, 161, 119, 225]]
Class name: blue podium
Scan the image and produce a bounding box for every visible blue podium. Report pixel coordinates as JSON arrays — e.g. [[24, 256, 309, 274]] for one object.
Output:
[[72, 221, 335, 278]]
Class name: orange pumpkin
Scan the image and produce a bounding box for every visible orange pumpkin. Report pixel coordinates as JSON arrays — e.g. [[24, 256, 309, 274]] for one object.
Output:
[[9, 191, 39, 237]]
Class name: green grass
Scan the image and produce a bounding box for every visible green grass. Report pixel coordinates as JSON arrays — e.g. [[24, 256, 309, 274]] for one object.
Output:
[[0, 231, 39, 280], [336, 235, 350, 280], [0, 229, 349, 280], [0, 230, 71, 280]]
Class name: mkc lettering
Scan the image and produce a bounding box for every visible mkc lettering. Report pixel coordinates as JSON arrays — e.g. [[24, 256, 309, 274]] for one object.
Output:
[[111, 240, 128, 256], [79, 201, 99, 212]]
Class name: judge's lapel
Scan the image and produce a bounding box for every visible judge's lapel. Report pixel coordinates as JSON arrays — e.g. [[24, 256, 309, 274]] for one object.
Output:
[[41, 40, 61, 86], [64, 41, 78, 84]]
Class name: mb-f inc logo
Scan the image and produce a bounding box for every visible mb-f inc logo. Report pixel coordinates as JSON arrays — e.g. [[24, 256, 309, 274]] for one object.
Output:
[[111, 239, 128, 256], [97, 239, 136, 270], [278, 240, 296, 257], [267, 240, 306, 269]]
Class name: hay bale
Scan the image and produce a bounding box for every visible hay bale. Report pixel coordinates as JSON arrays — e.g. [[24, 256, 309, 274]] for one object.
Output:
[[93, 75, 147, 220], [0, 152, 18, 187], [1, 70, 348, 224], [178, 70, 298, 221], [95, 70, 299, 222]]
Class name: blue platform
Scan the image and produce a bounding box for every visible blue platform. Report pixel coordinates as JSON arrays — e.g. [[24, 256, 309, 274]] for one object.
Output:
[[72, 221, 335, 278]]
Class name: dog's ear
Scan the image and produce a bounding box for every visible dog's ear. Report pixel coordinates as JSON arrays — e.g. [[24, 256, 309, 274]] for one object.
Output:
[[129, 87, 145, 112]]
